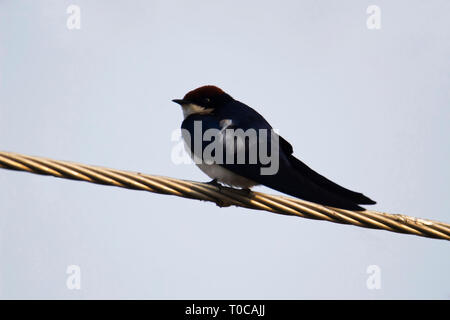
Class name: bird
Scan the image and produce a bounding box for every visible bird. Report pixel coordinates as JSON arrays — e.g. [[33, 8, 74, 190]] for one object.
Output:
[[172, 85, 376, 210]]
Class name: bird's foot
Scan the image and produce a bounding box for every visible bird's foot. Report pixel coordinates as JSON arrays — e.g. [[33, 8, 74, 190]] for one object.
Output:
[[205, 179, 231, 207], [240, 188, 253, 196], [206, 179, 222, 189]]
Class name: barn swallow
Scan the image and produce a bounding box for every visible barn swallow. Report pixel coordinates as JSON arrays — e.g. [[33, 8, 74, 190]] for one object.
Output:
[[172, 85, 376, 210]]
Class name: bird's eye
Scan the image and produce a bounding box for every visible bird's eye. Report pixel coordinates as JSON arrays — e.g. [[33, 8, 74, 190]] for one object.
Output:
[[203, 98, 211, 104]]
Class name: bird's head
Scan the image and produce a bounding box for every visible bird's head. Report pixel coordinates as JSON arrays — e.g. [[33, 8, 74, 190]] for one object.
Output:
[[172, 85, 232, 118]]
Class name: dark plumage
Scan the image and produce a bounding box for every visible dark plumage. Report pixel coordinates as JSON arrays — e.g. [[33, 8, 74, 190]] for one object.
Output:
[[173, 85, 376, 210]]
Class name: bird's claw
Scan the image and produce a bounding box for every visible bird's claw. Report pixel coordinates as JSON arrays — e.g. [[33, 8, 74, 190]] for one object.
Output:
[[206, 179, 222, 189]]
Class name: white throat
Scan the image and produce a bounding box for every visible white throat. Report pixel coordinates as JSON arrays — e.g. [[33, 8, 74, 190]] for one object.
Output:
[[181, 103, 213, 119]]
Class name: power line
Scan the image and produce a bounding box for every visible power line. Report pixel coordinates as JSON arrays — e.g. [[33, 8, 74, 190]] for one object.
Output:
[[0, 151, 449, 241]]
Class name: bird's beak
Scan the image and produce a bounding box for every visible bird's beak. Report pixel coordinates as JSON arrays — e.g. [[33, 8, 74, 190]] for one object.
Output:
[[172, 99, 187, 105]]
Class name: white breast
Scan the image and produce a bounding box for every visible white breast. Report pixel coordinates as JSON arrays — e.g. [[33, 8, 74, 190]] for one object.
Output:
[[196, 163, 258, 189], [180, 108, 258, 189]]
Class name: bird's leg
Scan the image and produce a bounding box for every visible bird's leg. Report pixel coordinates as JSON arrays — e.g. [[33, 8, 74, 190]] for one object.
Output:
[[206, 179, 228, 207], [241, 188, 253, 196], [206, 178, 222, 189]]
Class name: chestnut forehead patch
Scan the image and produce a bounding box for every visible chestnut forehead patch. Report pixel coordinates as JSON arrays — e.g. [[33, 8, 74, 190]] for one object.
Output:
[[183, 85, 225, 101]]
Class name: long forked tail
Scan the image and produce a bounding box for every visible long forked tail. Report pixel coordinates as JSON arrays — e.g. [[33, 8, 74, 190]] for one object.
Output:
[[281, 156, 376, 210]]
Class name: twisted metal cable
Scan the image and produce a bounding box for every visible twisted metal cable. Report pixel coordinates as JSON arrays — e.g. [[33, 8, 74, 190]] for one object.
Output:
[[0, 151, 449, 241]]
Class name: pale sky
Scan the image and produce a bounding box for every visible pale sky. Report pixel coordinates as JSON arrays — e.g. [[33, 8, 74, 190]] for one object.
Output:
[[0, 0, 449, 299]]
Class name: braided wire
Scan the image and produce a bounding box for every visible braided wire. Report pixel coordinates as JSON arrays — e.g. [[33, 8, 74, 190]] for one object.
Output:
[[0, 151, 449, 241]]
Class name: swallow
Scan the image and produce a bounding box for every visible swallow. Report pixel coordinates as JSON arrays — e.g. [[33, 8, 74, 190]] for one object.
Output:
[[172, 85, 376, 210]]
